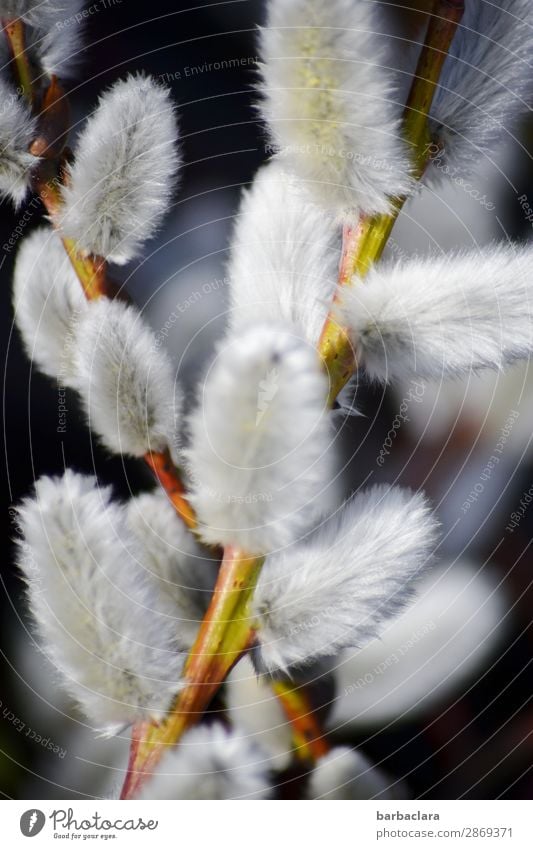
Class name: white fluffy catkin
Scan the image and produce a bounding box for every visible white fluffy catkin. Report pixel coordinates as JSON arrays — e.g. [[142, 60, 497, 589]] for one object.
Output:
[[127, 490, 217, 647], [137, 724, 271, 800], [252, 485, 437, 673], [74, 298, 181, 459], [428, 1, 533, 180], [1, 0, 86, 77], [30, 0, 86, 78], [258, 0, 412, 217], [13, 227, 86, 384], [60, 75, 180, 263], [227, 160, 340, 346], [0, 75, 37, 205], [337, 244, 533, 384], [16, 471, 185, 733], [309, 747, 395, 799], [187, 323, 332, 554]]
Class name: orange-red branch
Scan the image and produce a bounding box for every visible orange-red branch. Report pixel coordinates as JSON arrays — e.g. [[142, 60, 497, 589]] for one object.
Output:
[[144, 448, 197, 530], [273, 679, 330, 763]]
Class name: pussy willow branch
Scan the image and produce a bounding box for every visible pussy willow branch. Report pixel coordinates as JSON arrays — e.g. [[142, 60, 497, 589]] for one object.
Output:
[[121, 0, 466, 796], [120, 547, 262, 799], [319, 0, 465, 405], [272, 680, 330, 763], [4, 44, 192, 528], [12, 4, 465, 795], [123, 546, 334, 797], [7, 25, 329, 785], [28, 155, 196, 528], [37, 140, 325, 758]]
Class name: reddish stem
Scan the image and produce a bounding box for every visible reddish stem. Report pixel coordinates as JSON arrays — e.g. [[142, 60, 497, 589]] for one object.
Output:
[[273, 680, 330, 762], [144, 448, 197, 530]]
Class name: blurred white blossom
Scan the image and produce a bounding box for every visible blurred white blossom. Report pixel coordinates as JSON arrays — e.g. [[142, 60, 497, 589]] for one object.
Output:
[[137, 724, 271, 800]]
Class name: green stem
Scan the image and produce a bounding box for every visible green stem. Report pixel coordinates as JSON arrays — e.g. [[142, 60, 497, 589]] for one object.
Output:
[[3, 18, 33, 104], [319, 0, 465, 405], [272, 679, 330, 763], [120, 547, 263, 798]]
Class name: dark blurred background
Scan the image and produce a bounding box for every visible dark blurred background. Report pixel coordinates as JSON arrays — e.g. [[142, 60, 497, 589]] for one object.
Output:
[[1, 0, 533, 800]]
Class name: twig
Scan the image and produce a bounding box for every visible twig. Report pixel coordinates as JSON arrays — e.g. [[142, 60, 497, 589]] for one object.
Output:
[[272, 679, 330, 763], [319, 0, 465, 405], [120, 547, 263, 798], [3, 18, 33, 103]]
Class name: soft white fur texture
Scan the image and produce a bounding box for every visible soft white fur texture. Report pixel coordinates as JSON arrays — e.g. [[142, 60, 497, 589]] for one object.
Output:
[[34, 0, 86, 77], [227, 160, 340, 346], [127, 490, 217, 647], [60, 75, 180, 263], [309, 747, 395, 799], [0, 0, 65, 24], [13, 227, 86, 383], [137, 724, 271, 800], [258, 0, 412, 216], [428, 1, 533, 180], [338, 244, 533, 383], [0, 1, 86, 77], [16, 471, 185, 733], [252, 486, 438, 673], [187, 323, 332, 554], [331, 560, 508, 729], [0, 76, 38, 205], [74, 298, 181, 459]]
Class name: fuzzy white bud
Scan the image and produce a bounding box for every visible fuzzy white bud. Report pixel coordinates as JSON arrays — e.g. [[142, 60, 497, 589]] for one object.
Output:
[[34, 0, 86, 78], [60, 75, 180, 263], [258, 0, 412, 217], [0, 76, 37, 205], [187, 324, 332, 554], [337, 244, 533, 384], [127, 490, 217, 647], [428, 1, 533, 181], [16, 471, 186, 733], [0, 2, 85, 77], [137, 724, 271, 799], [0, 0, 65, 24], [13, 227, 86, 384], [309, 747, 396, 799], [331, 561, 508, 730], [74, 298, 182, 460], [252, 485, 438, 673], [228, 160, 340, 346]]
